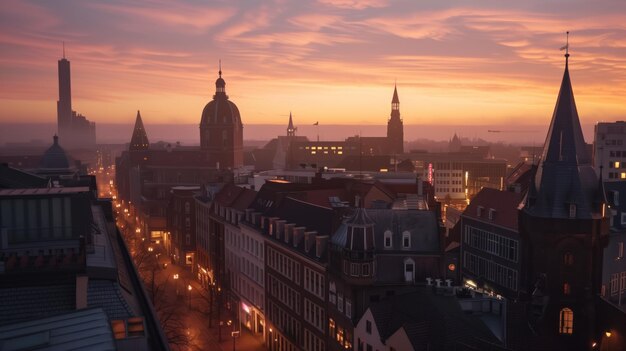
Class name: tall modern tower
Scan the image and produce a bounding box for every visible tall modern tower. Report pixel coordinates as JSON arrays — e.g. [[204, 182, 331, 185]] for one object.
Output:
[[54, 49, 96, 150], [57, 54, 72, 134], [386, 84, 404, 154]]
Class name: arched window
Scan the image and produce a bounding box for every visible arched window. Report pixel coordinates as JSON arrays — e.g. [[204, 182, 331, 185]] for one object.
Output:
[[404, 258, 415, 282], [559, 308, 573, 334], [384, 230, 392, 249], [402, 231, 411, 249], [563, 252, 574, 266]]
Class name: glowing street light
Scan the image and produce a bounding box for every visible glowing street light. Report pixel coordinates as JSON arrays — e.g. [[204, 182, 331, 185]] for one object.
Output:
[[188, 284, 193, 309], [173, 274, 179, 296], [148, 247, 153, 252]]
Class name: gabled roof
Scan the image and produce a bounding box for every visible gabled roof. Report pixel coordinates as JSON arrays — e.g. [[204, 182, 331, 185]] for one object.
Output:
[[129, 110, 149, 151], [463, 187, 524, 231], [214, 183, 246, 207], [0, 163, 49, 189], [528, 54, 600, 219]]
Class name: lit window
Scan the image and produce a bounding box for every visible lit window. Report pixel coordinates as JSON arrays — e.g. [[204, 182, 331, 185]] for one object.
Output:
[[621, 173, 626, 179], [559, 308, 573, 334], [127, 317, 145, 337], [111, 320, 126, 339], [338, 151, 343, 155], [615, 161, 621, 168], [563, 282, 571, 295], [311, 151, 316, 154]]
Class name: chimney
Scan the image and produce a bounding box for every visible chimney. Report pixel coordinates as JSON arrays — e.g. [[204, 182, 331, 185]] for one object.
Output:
[[285, 223, 295, 245], [276, 220, 286, 241], [75, 275, 89, 309], [252, 212, 261, 226], [315, 236, 329, 258], [304, 231, 317, 253], [293, 227, 305, 247]]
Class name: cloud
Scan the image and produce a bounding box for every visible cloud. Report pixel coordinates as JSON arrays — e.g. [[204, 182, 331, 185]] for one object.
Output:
[[318, 0, 389, 10]]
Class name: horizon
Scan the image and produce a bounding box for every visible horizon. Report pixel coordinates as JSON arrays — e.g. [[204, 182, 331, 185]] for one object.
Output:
[[1, 1, 626, 128]]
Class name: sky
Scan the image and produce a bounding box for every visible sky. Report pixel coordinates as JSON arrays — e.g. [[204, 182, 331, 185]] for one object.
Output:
[[1, 0, 626, 131]]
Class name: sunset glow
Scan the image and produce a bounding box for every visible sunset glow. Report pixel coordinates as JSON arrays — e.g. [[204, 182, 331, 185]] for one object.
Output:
[[1, 0, 626, 128]]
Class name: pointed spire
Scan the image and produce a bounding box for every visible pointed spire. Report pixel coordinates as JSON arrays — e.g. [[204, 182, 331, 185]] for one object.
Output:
[[392, 84, 399, 104], [287, 112, 296, 137], [129, 110, 149, 151], [529, 43, 599, 219]]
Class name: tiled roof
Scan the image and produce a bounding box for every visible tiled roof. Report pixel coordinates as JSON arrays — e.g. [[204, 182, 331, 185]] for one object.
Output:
[[0, 284, 75, 326], [463, 188, 523, 231], [87, 280, 134, 321]]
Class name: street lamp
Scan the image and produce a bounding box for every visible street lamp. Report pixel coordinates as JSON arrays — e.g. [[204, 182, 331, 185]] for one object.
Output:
[[173, 274, 179, 296], [268, 328, 273, 351], [148, 247, 153, 252], [188, 284, 192, 309]]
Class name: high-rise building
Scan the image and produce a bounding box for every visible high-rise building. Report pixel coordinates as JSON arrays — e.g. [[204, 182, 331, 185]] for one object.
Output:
[[56, 53, 96, 150], [594, 121, 626, 181]]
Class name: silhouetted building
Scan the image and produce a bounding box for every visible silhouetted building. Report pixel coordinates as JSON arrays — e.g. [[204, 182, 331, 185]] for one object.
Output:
[[129, 110, 149, 151], [167, 186, 200, 268], [56, 54, 96, 150], [285, 85, 405, 170]]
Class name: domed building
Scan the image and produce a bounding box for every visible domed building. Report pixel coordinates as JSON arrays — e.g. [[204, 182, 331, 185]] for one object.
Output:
[[37, 135, 77, 177], [200, 67, 244, 169]]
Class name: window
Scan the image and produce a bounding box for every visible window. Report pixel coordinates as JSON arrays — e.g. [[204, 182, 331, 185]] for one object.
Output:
[[404, 258, 415, 282], [402, 231, 410, 249], [488, 208, 496, 220], [477, 206, 484, 217], [127, 317, 145, 337], [569, 204, 576, 218], [563, 282, 571, 295], [563, 252, 574, 266], [184, 202, 190, 214], [619, 242, 624, 259], [559, 308, 573, 334], [338, 293, 343, 312], [329, 282, 337, 305], [367, 345, 372, 351], [350, 263, 360, 277], [345, 299, 352, 318], [384, 230, 392, 249], [111, 320, 126, 339], [362, 263, 370, 276], [365, 320, 372, 334]]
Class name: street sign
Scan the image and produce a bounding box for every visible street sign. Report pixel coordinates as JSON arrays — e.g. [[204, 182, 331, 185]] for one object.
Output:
[[231, 331, 240, 338]]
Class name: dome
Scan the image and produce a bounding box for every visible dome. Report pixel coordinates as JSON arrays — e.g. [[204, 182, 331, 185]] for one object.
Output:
[[200, 99, 242, 126], [40, 135, 71, 169]]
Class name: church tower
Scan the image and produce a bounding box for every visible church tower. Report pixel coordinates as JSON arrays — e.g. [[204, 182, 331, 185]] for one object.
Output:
[[199, 65, 244, 169], [386, 84, 404, 154], [287, 112, 296, 137], [129, 110, 149, 151], [520, 45, 608, 350]]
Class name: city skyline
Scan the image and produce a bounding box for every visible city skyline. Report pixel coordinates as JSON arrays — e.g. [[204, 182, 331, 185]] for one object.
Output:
[[1, 0, 626, 128]]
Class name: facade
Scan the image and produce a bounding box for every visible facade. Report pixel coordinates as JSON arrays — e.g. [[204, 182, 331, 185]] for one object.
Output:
[[167, 186, 200, 268], [460, 187, 525, 297], [594, 121, 626, 181], [601, 181, 626, 311], [56, 54, 96, 150]]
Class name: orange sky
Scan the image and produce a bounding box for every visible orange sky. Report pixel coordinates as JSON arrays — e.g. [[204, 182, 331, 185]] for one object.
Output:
[[1, 0, 625, 129]]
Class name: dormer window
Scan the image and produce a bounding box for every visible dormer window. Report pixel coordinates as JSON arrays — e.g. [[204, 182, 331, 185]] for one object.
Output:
[[488, 208, 496, 220], [569, 204, 576, 218], [402, 231, 410, 249], [384, 230, 392, 249], [477, 206, 484, 217]]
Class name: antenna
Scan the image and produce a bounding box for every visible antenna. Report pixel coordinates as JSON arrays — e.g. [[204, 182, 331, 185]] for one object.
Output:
[[566, 31, 569, 55], [62, 41, 65, 59]]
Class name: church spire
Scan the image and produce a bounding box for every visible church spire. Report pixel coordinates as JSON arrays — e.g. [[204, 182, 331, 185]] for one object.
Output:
[[529, 38, 599, 219], [287, 111, 296, 137], [129, 110, 149, 151]]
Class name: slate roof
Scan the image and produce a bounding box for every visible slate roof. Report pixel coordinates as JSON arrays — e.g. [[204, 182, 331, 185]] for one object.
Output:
[[369, 289, 500, 350], [39, 135, 71, 169], [529, 54, 600, 219], [0, 308, 115, 351], [272, 196, 338, 236], [87, 280, 134, 321], [0, 284, 75, 326], [331, 208, 439, 253], [463, 187, 524, 231]]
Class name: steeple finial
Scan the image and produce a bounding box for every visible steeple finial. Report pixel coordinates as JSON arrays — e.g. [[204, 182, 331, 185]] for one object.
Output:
[[560, 31, 570, 66], [62, 41, 65, 59], [219, 59, 222, 78]]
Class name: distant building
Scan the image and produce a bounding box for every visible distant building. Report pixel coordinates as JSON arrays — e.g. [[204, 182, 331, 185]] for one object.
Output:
[[284, 85, 405, 170], [594, 121, 626, 181], [167, 186, 200, 268], [56, 54, 96, 150], [601, 181, 626, 311], [116, 68, 242, 243]]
